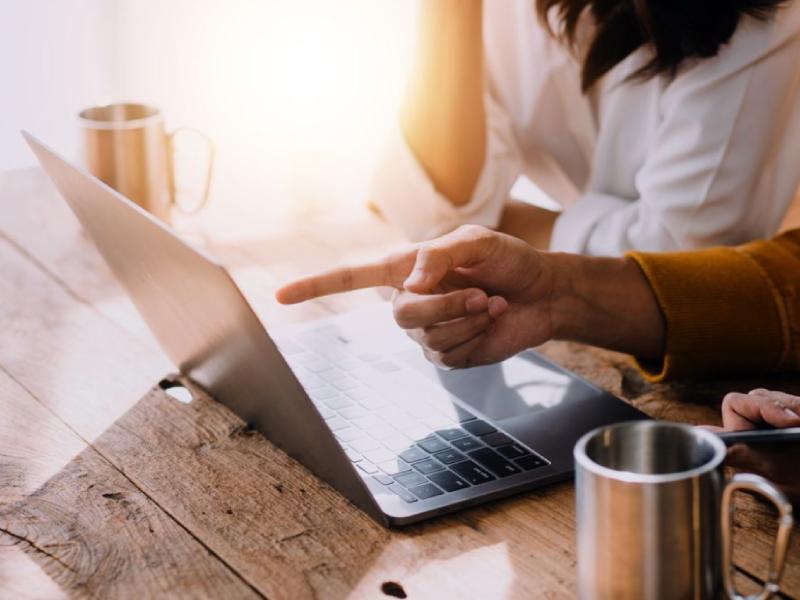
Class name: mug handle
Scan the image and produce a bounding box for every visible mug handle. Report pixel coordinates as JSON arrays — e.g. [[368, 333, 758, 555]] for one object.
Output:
[[167, 127, 215, 215], [721, 473, 794, 600]]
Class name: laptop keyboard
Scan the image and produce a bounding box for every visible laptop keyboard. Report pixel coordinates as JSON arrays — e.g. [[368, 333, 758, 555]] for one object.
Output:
[[277, 331, 550, 504]]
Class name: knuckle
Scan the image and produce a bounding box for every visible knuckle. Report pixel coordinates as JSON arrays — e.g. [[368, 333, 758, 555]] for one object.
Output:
[[423, 348, 444, 367], [405, 327, 423, 344], [424, 332, 449, 352], [392, 301, 416, 328], [439, 352, 465, 370], [415, 245, 436, 262], [440, 292, 460, 318], [722, 392, 746, 408], [455, 224, 483, 238]]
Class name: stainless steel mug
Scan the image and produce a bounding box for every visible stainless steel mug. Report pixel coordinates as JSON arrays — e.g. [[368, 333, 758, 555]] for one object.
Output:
[[79, 103, 213, 222], [574, 421, 794, 599]]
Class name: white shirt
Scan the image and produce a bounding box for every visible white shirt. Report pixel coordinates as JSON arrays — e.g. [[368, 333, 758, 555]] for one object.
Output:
[[371, 1, 800, 255]]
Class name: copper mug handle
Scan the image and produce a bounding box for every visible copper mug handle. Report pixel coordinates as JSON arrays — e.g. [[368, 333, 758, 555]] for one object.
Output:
[[167, 127, 215, 215], [721, 473, 794, 600]]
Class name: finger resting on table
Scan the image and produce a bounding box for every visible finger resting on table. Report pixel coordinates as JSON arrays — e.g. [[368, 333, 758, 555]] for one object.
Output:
[[722, 392, 768, 430], [722, 389, 800, 430]]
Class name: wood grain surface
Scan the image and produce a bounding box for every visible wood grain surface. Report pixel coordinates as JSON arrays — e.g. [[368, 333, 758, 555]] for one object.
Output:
[[1, 167, 797, 599]]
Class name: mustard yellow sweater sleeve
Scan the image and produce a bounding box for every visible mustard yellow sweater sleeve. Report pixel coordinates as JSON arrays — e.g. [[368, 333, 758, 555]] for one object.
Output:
[[626, 230, 800, 381]]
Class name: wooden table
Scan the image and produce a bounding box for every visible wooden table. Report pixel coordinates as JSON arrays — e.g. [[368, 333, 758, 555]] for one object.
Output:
[[1, 167, 798, 599]]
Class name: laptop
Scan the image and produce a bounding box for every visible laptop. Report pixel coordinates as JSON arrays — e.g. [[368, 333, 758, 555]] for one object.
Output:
[[23, 131, 648, 527]]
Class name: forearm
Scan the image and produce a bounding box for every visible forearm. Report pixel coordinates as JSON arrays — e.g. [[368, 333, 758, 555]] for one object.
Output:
[[547, 253, 666, 359], [400, 0, 485, 206], [497, 201, 558, 250]]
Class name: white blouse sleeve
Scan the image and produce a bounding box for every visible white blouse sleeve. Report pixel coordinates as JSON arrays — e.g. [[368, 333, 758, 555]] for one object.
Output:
[[369, 86, 522, 242], [550, 14, 800, 256]]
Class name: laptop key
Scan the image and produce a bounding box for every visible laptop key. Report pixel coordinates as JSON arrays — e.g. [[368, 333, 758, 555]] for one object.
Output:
[[398, 423, 432, 441], [451, 436, 484, 453], [417, 436, 450, 454], [496, 443, 531, 459], [318, 367, 348, 382], [399, 446, 429, 463], [338, 404, 369, 420], [334, 427, 366, 442], [378, 459, 412, 476], [316, 405, 337, 419], [433, 448, 466, 465], [409, 483, 444, 500], [411, 458, 445, 475], [323, 395, 353, 410], [295, 352, 324, 365], [362, 448, 395, 465], [345, 448, 362, 462], [451, 461, 496, 485], [421, 413, 452, 430], [336, 359, 361, 371], [456, 408, 478, 423], [350, 437, 381, 453], [428, 470, 471, 492], [275, 339, 304, 354], [357, 461, 378, 475], [382, 434, 412, 451], [372, 427, 400, 444], [345, 387, 373, 400], [299, 376, 326, 390], [372, 474, 394, 486], [468, 448, 521, 477], [351, 415, 384, 430], [309, 386, 339, 401], [388, 484, 417, 503], [481, 432, 513, 447], [462, 420, 497, 436], [394, 471, 428, 488], [515, 454, 548, 470], [436, 428, 469, 442], [373, 361, 400, 372], [359, 395, 390, 410], [332, 378, 360, 391], [324, 416, 350, 432]]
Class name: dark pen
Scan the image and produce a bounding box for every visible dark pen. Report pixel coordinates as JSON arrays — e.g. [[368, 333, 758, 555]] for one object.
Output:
[[717, 427, 800, 446]]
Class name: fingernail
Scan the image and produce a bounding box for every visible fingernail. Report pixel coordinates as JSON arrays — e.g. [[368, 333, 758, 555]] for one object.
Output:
[[785, 407, 800, 419], [488, 296, 508, 319], [465, 290, 488, 313], [749, 388, 769, 395]]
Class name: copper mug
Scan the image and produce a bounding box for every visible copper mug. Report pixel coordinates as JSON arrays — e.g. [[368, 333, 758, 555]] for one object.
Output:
[[79, 103, 213, 222]]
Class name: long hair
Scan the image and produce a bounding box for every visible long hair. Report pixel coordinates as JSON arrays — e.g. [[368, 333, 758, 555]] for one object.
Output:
[[536, 0, 785, 91]]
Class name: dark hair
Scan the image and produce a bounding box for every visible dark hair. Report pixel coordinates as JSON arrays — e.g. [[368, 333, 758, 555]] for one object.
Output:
[[537, 0, 785, 91]]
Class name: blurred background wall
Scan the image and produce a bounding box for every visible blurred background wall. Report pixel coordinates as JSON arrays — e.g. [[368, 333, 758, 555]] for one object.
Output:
[[0, 0, 115, 169], [1, 0, 418, 237]]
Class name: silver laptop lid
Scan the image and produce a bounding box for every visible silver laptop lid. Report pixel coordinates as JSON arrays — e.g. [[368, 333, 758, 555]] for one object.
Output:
[[22, 131, 385, 524]]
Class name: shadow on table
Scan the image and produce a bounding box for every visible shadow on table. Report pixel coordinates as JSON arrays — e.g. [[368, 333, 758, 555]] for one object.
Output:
[[3, 370, 799, 599]]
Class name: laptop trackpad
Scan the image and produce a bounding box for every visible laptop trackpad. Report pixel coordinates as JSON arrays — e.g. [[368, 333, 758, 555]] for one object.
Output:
[[398, 349, 587, 421]]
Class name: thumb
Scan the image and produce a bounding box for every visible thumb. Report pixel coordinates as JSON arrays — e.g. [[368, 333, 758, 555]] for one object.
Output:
[[404, 229, 495, 292]]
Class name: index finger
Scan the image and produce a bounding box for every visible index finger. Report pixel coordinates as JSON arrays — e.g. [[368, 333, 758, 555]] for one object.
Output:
[[275, 250, 417, 304]]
